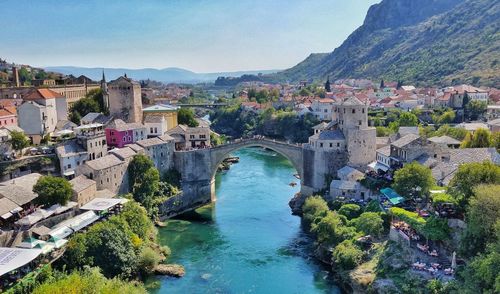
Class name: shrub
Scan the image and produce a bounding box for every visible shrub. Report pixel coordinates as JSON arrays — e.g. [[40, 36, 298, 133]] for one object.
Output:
[[332, 240, 364, 270], [337, 204, 361, 220]]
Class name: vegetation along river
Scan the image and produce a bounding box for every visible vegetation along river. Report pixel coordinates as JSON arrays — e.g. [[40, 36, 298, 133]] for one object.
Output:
[[151, 147, 341, 293]]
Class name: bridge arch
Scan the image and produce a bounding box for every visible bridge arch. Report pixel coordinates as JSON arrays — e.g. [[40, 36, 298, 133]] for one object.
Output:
[[209, 138, 304, 182]]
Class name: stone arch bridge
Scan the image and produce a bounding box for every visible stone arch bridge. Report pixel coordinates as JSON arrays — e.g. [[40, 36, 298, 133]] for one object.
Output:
[[159, 137, 347, 219]]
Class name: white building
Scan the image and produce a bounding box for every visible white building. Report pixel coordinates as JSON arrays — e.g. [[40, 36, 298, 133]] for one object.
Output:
[[311, 98, 335, 121], [144, 115, 168, 138]]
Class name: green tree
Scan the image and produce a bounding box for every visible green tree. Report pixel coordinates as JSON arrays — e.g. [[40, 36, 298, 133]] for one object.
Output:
[[10, 130, 29, 153], [137, 247, 161, 275], [461, 128, 492, 148], [332, 240, 364, 270], [398, 112, 418, 127], [84, 221, 138, 278], [492, 131, 500, 151], [392, 162, 435, 200], [354, 212, 384, 237], [448, 161, 500, 206], [337, 204, 361, 220], [33, 267, 146, 294], [33, 175, 72, 206], [69, 98, 100, 124], [311, 211, 357, 246], [178, 108, 199, 127], [465, 100, 487, 120], [302, 196, 329, 228], [128, 154, 160, 215], [436, 110, 456, 124], [459, 185, 500, 258], [421, 216, 449, 242], [119, 202, 154, 240]]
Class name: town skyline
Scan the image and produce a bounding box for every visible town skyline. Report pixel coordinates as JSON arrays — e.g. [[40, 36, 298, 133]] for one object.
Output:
[[1, 0, 378, 72]]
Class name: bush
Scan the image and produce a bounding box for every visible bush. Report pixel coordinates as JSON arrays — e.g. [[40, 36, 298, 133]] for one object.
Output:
[[337, 204, 361, 220], [138, 247, 161, 275], [302, 196, 329, 228], [332, 240, 364, 270], [354, 212, 384, 237], [33, 175, 73, 206]]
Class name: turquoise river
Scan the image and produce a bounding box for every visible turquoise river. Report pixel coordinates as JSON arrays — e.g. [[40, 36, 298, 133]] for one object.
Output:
[[151, 148, 341, 294]]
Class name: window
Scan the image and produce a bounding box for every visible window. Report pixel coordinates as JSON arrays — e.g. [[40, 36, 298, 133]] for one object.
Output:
[[352, 109, 355, 113], [359, 120, 362, 125], [200, 135, 206, 139], [123, 137, 126, 142], [329, 143, 333, 147], [190, 135, 195, 139], [150, 128, 153, 133], [90, 142, 92, 147], [67, 164, 72, 169], [320, 143, 323, 147], [337, 142, 340, 147], [362, 108, 365, 114]]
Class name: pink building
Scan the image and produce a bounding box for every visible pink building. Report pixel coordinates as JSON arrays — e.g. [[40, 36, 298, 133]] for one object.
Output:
[[105, 119, 147, 148], [0, 106, 17, 127]]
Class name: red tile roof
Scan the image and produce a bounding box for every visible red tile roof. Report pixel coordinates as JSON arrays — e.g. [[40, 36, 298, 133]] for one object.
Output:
[[24, 88, 64, 100]]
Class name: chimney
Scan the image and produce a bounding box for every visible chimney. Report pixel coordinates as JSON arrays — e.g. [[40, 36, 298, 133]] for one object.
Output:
[[12, 67, 20, 87]]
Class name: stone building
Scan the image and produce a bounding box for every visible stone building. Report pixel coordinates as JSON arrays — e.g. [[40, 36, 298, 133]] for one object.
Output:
[[332, 96, 376, 167], [69, 175, 97, 206], [74, 123, 108, 161], [166, 124, 211, 150], [136, 135, 175, 175], [107, 76, 143, 123], [77, 154, 129, 194]]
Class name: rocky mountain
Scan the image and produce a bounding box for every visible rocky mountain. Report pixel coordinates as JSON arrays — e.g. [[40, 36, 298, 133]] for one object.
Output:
[[272, 0, 500, 87], [44, 66, 278, 84]]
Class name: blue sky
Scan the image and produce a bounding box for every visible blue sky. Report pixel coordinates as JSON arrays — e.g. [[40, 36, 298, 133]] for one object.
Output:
[[1, 0, 378, 72]]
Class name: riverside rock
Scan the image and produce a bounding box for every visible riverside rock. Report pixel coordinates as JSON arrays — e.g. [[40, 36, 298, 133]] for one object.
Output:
[[154, 264, 185, 277]]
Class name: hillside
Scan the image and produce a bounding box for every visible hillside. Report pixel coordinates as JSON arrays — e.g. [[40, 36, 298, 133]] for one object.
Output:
[[272, 0, 500, 87]]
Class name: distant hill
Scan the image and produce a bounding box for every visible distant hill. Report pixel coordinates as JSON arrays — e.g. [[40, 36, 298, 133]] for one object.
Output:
[[44, 66, 279, 84], [271, 0, 500, 87]]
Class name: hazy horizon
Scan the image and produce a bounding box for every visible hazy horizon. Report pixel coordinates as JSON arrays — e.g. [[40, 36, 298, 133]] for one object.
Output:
[[1, 0, 379, 72]]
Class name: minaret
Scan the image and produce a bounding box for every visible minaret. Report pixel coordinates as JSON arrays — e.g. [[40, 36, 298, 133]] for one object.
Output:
[[101, 70, 110, 111]]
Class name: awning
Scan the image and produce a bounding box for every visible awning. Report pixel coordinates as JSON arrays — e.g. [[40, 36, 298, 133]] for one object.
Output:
[[368, 161, 389, 172], [0, 247, 43, 276], [380, 188, 405, 205], [80, 198, 128, 211], [63, 170, 75, 176]]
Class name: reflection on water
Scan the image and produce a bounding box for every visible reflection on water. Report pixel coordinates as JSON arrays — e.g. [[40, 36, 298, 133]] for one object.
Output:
[[149, 148, 341, 294]]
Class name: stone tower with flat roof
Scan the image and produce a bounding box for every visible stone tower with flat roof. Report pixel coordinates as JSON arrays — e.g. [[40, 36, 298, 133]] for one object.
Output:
[[107, 76, 142, 123]]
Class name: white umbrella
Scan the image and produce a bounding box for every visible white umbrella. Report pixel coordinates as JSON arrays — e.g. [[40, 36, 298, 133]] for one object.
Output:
[[451, 251, 457, 269]]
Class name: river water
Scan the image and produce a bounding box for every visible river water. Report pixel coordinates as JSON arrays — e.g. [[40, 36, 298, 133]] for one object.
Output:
[[151, 148, 341, 294]]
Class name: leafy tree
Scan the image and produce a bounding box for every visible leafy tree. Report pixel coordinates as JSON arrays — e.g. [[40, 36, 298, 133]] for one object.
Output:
[[10, 130, 29, 153], [128, 154, 161, 215], [33, 175, 72, 206], [299, 88, 312, 96], [448, 161, 500, 206], [33, 267, 146, 294], [82, 221, 138, 278], [421, 216, 449, 242], [398, 112, 418, 127], [69, 98, 100, 124], [435, 110, 456, 124], [119, 202, 154, 240], [311, 211, 357, 246], [434, 124, 469, 140], [364, 200, 382, 212], [465, 100, 487, 120], [86, 88, 108, 115], [332, 240, 364, 270], [138, 247, 161, 275], [178, 108, 199, 127], [492, 131, 500, 151], [162, 168, 181, 188], [354, 212, 384, 237], [18, 67, 32, 84], [459, 185, 500, 258], [302, 195, 329, 228], [392, 162, 435, 200], [376, 126, 393, 137], [337, 204, 361, 220], [461, 128, 492, 148]]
